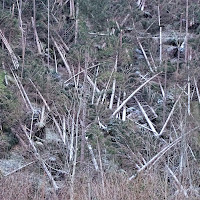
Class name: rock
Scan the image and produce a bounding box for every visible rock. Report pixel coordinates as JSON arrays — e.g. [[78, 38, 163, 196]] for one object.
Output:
[[0, 152, 25, 175], [167, 46, 178, 57], [48, 156, 57, 162], [45, 128, 62, 143], [162, 45, 178, 60], [135, 48, 144, 59]]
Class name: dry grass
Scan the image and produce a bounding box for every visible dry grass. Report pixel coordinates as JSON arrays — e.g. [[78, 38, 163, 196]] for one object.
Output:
[[1, 169, 195, 200]]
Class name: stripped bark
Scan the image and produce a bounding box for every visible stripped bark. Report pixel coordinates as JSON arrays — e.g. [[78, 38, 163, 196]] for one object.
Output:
[[17, 0, 26, 69], [135, 97, 158, 136], [92, 65, 99, 104], [69, 0, 75, 19], [80, 51, 89, 163], [31, 17, 42, 54], [109, 55, 118, 109], [74, 2, 79, 44], [52, 37, 72, 77], [0, 29, 19, 70], [122, 91, 126, 121], [86, 137, 99, 171]]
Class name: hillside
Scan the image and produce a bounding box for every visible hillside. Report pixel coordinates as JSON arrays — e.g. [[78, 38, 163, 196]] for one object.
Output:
[[0, 0, 200, 199]]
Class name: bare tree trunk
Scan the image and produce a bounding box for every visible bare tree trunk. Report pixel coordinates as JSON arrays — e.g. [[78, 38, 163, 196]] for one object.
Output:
[[86, 137, 99, 171], [74, 2, 79, 44], [47, 0, 50, 69], [8, 3, 14, 44], [92, 65, 99, 104], [80, 51, 89, 163], [21, 125, 59, 192], [52, 38, 72, 77], [116, 89, 121, 119], [33, 0, 36, 41], [62, 115, 67, 145], [0, 29, 19, 70], [70, 0, 75, 19], [69, 105, 76, 161], [31, 17, 42, 54], [175, 14, 183, 100], [70, 105, 81, 200], [158, 4, 162, 65], [185, 0, 190, 115], [2, 0, 5, 10], [122, 91, 126, 121], [163, 63, 167, 124], [53, 47, 58, 72], [112, 73, 160, 117], [17, 0, 26, 73], [97, 139, 105, 197], [109, 55, 118, 109], [11, 70, 34, 112]]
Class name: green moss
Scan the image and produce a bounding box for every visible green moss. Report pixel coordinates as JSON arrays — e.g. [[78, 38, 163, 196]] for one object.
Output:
[[191, 101, 200, 122], [79, 0, 110, 31], [0, 10, 20, 40], [0, 71, 6, 92], [157, 62, 177, 75], [0, 72, 20, 154], [189, 37, 200, 50], [86, 124, 103, 140], [0, 70, 21, 126]]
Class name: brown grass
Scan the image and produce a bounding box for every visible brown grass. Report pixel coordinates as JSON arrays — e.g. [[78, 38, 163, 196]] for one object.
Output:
[[0, 170, 174, 200]]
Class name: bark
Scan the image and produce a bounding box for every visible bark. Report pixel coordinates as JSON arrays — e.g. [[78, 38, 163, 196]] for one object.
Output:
[[80, 51, 89, 163]]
